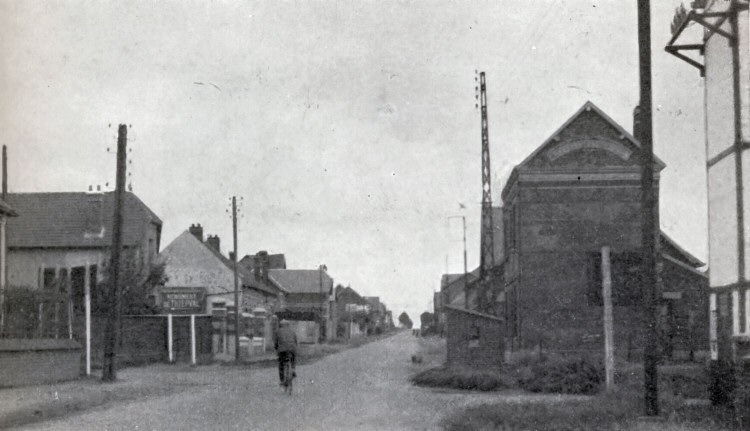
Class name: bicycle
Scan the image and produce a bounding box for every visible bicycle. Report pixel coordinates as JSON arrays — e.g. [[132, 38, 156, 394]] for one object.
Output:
[[281, 356, 294, 395]]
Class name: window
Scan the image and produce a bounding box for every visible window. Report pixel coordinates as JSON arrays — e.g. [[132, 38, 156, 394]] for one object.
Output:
[[42, 268, 57, 291]]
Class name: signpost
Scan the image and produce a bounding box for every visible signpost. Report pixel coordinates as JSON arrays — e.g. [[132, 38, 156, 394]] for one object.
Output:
[[158, 287, 207, 365]]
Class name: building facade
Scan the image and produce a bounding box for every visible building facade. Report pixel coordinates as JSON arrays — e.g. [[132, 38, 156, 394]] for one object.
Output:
[[499, 102, 709, 358]]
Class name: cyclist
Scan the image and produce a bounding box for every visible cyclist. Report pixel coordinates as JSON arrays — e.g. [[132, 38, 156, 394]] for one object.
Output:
[[275, 320, 297, 385]]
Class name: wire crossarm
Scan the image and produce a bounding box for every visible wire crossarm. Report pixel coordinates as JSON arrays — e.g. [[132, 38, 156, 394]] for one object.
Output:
[[665, 2, 748, 76]]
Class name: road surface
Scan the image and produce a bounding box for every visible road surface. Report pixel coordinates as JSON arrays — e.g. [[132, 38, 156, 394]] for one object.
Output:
[[16, 332, 567, 430]]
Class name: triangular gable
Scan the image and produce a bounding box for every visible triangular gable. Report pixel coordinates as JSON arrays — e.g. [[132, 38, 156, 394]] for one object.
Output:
[[159, 231, 282, 295], [514, 101, 666, 173]]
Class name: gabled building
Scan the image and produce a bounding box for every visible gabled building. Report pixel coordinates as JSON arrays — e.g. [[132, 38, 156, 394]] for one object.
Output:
[[5, 191, 161, 330], [499, 101, 708, 358], [270, 267, 335, 343], [158, 225, 286, 360], [159, 226, 285, 314], [334, 285, 368, 338]]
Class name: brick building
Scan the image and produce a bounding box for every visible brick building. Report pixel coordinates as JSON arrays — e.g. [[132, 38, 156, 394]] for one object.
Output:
[[499, 101, 709, 358], [445, 306, 503, 368]]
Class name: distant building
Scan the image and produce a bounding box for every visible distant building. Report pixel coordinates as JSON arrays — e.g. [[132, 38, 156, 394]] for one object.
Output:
[[159, 226, 285, 314], [270, 267, 335, 343], [335, 285, 368, 338], [158, 225, 286, 361], [364, 296, 387, 335]]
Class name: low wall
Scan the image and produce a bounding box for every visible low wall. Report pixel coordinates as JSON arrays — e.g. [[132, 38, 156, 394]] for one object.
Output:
[[0, 339, 82, 388]]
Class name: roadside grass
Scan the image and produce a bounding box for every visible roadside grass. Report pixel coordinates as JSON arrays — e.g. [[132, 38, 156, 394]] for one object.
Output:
[[411, 366, 512, 391], [440, 362, 740, 431], [515, 355, 604, 395]]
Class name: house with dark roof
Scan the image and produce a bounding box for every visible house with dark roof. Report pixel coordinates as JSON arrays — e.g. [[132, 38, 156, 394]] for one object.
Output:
[[157, 225, 287, 359], [496, 101, 709, 359], [334, 285, 368, 338], [363, 296, 388, 335], [159, 225, 286, 313], [5, 191, 161, 323], [269, 267, 335, 343]]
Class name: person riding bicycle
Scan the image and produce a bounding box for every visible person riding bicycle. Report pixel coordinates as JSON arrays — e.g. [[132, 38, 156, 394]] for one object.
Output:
[[275, 320, 297, 385]]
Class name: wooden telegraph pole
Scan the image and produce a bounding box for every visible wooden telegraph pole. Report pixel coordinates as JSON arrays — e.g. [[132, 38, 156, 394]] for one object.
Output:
[[637, 0, 660, 416], [232, 196, 240, 363], [103, 124, 127, 382]]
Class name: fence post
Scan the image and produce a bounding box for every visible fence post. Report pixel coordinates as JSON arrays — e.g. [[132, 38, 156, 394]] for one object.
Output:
[[85, 262, 91, 376]]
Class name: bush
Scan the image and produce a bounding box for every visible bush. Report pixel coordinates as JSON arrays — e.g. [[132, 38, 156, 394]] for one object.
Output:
[[517, 355, 604, 395], [442, 391, 638, 431], [709, 360, 736, 405], [411, 367, 510, 391]]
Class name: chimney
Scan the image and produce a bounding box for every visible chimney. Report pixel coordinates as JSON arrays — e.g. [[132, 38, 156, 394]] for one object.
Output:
[[206, 234, 221, 253], [255, 250, 269, 281], [228, 251, 236, 262], [253, 255, 261, 280], [189, 224, 204, 242]]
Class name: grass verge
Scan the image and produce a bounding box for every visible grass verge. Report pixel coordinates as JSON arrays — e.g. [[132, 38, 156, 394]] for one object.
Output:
[[411, 366, 511, 391]]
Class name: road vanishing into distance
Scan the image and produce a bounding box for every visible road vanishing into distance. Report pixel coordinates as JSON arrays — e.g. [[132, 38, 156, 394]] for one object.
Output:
[[15, 333, 583, 431]]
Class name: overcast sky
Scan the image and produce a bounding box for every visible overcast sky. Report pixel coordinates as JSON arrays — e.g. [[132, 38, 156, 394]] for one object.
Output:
[[1, 0, 707, 321]]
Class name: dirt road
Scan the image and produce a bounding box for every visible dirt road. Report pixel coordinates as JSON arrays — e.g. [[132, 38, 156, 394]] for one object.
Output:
[[15, 332, 573, 431]]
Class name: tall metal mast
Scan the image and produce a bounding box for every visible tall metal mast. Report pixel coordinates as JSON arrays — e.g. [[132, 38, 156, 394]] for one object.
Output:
[[477, 71, 495, 279]]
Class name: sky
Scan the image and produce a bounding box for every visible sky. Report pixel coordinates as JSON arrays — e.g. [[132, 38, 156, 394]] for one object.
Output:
[[0, 0, 708, 322]]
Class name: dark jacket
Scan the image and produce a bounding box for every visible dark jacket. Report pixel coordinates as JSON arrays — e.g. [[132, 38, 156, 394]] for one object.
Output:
[[275, 326, 298, 353]]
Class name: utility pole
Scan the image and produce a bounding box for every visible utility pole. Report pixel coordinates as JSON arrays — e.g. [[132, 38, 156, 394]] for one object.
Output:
[[637, 0, 660, 416], [102, 124, 127, 382], [476, 71, 495, 280], [232, 196, 240, 363], [448, 216, 468, 308]]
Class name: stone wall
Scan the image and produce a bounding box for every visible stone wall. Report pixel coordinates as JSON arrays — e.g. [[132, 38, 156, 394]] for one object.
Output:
[[0, 339, 81, 388]]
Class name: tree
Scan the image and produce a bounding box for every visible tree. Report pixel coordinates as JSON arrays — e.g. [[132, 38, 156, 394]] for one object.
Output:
[[398, 311, 413, 329], [98, 250, 168, 315]]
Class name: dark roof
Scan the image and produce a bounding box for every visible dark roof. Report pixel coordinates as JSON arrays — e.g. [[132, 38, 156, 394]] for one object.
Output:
[[240, 253, 287, 269], [441, 270, 479, 290], [336, 285, 367, 305], [268, 269, 333, 294], [202, 241, 282, 295], [441, 274, 464, 289], [6, 192, 161, 248], [660, 232, 704, 268]]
